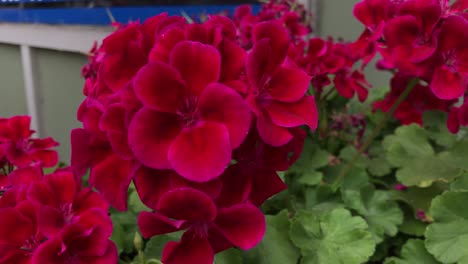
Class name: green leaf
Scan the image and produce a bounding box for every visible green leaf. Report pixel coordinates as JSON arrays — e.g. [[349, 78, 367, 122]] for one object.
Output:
[[395, 155, 461, 187], [111, 223, 126, 254], [290, 208, 375, 264], [425, 191, 468, 263], [144, 232, 183, 260], [243, 210, 300, 264], [342, 186, 403, 242], [291, 139, 329, 174], [385, 239, 440, 264], [450, 173, 468, 191], [383, 125, 434, 167], [128, 190, 151, 214], [297, 171, 323, 186], [398, 205, 427, 237], [110, 211, 139, 254], [423, 110, 457, 147], [439, 139, 468, 171], [215, 248, 242, 264], [339, 146, 367, 168]]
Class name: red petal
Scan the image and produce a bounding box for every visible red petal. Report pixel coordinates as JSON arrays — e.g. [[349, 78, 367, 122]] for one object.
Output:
[[134, 62, 186, 113], [149, 27, 186, 62], [170, 41, 221, 96], [265, 96, 318, 130], [219, 39, 246, 82], [0, 208, 34, 245], [137, 211, 185, 238], [128, 108, 182, 169], [198, 83, 251, 148], [448, 107, 461, 133], [168, 122, 231, 182], [37, 206, 64, 237], [162, 231, 214, 264], [44, 172, 76, 205], [32, 237, 63, 264], [252, 21, 289, 68], [430, 65, 467, 99], [134, 167, 175, 210], [248, 165, 287, 206], [268, 66, 311, 102], [157, 188, 217, 221], [89, 153, 133, 211], [215, 204, 266, 250], [84, 241, 118, 264], [73, 188, 110, 215], [256, 112, 292, 147], [246, 39, 273, 89], [216, 164, 252, 208]]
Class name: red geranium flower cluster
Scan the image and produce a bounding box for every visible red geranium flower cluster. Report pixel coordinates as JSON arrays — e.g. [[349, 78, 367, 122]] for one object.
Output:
[[234, 0, 312, 49], [0, 116, 116, 264], [75, 10, 318, 263], [354, 0, 468, 128], [294, 37, 372, 102]]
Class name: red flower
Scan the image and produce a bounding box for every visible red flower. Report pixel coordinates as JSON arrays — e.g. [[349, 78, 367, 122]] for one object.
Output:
[[32, 208, 116, 264], [246, 21, 317, 146], [138, 188, 265, 264], [27, 171, 109, 237], [0, 201, 44, 264], [0, 116, 58, 168], [129, 41, 251, 182]]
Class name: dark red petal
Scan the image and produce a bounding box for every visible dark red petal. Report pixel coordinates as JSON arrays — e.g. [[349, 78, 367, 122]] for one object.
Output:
[[30, 150, 58, 168], [128, 108, 182, 169], [89, 153, 133, 211], [448, 107, 461, 133], [250, 166, 287, 206], [265, 96, 318, 130], [134, 167, 175, 210], [32, 237, 63, 264], [246, 39, 273, 89], [269, 66, 311, 102], [37, 206, 64, 238], [157, 188, 217, 221], [168, 122, 231, 182], [216, 164, 252, 208], [219, 39, 246, 82], [215, 204, 266, 250], [73, 188, 110, 215], [198, 83, 251, 148], [252, 21, 289, 68], [256, 112, 292, 147], [61, 223, 109, 257], [8, 116, 32, 139], [44, 172, 76, 205], [0, 208, 33, 245], [430, 65, 467, 99], [8, 165, 43, 186], [137, 211, 185, 238], [27, 181, 56, 207], [162, 231, 214, 264], [134, 62, 186, 113], [74, 208, 113, 237], [83, 241, 119, 264], [170, 41, 221, 96], [149, 27, 186, 62]]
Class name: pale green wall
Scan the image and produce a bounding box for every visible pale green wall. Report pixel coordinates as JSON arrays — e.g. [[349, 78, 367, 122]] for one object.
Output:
[[35, 48, 87, 163], [0, 44, 28, 117]]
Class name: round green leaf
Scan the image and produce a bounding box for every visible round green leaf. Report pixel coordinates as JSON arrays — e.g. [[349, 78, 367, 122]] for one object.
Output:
[[290, 208, 375, 264], [426, 191, 468, 263], [385, 239, 440, 264]]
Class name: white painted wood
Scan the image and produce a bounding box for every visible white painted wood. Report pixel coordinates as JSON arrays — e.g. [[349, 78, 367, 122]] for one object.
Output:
[[20, 44, 42, 137], [0, 23, 112, 54]]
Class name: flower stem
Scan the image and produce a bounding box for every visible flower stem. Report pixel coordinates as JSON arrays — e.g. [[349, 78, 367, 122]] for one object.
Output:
[[331, 78, 419, 191]]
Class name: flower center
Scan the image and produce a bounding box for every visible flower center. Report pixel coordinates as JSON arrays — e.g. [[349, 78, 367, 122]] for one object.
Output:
[[177, 96, 199, 127]]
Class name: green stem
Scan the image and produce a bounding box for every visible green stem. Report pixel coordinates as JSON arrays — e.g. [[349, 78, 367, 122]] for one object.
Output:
[[331, 78, 419, 191]]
